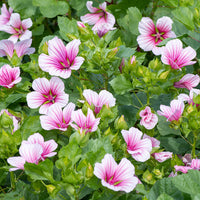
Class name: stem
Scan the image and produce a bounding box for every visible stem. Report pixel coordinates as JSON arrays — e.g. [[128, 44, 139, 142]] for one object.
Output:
[[103, 74, 108, 90], [146, 91, 150, 105], [133, 91, 143, 107], [192, 134, 197, 159], [10, 171, 16, 191]]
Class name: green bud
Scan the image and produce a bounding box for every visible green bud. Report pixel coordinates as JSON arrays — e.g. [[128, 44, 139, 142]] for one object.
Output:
[[46, 184, 56, 194], [10, 51, 21, 66], [114, 115, 128, 130], [159, 70, 169, 79], [107, 48, 118, 59], [153, 169, 163, 179], [41, 42, 48, 55], [143, 170, 156, 185], [0, 112, 13, 129], [86, 163, 93, 178]]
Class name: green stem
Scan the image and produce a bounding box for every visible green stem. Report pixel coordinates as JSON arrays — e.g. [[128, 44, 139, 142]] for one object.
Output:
[[192, 135, 197, 159], [103, 74, 108, 90], [146, 91, 150, 105], [133, 91, 143, 107], [10, 171, 16, 191]]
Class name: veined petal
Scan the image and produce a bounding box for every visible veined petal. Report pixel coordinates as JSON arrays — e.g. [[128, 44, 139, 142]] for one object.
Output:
[[27, 132, 44, 145], [137, 35, 155, 52], [138, 17, 155, 35], [86, 1, 99, 13], [98, 90, 116, 107], [66, 39, 81, 63], [26, 91, 46, 109], [50, 77, 65, 94], [42, 140, 58, 158], [20, 30, 32, 41], [83, 89, 99, 106], [21, 18, 32, 29], [70, 56, 84, 70], [63, 102, 76, 124], [8, 35, 19, 43], [0, 39, 14, 57], [7, 156, 26, 171], [81, 13, 102, 25], [14, 39, 32, 57], [48, 37, 67, 61], [32, 77, 50, 94], [156, 16, 173, 33], [9, 13, 21, 28]]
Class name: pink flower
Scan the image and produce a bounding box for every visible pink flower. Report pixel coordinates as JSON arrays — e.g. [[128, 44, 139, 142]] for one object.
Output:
[[139, 106, 158, 129], [175, 158, 200, 174], [0, 64, 21, 88], [7, 143, 43, 171], [121, 127, 152, 162], [71, 108, 100, 135], [40, 103, 75, 131], [80, 1, 115, 36], [83, 89, 116, 114], [26, 77, 69, 114], [39, 37, 84, 79], [0, 39, 35, 59], [178, 89, 200, 106], [94, 154, 138, 193], [174, 74, 200, 90], [157, 99, 185, 122], [137, 16, 176, 55], [22, 133, 58, 160], [161, 39, 196, 70], [153, 152, 173, 162], [7, 133, 58, 171], [130, 55, 136, 64], [0, 109, 19, 133], [1, 13, 32, 43], [77, 21, 86, 28], [143, 134, 160, 148], [0, 4, 13, 27]]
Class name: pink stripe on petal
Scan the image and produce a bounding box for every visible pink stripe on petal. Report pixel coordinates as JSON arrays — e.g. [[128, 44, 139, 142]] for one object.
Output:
[[0, 39, 14, 57], [9, 13, 21, 28], [63, 102, 75, 124], [26, 92, 46, 109], [81, 13, 102, 25], [66, 39, 81, 63], [7, 156, 26, 171], [21, 18, 32, 29], [50, 77, 65, 95], [70, 56, 84, 70], [27, 133, 44, 145], [138, 17, 155, 35], [32, 78, 50, 94], [156, 16, 173, 33], [86, 1, 99, 13], [20, 30, 32, 41], [83, 89, 99, 106]]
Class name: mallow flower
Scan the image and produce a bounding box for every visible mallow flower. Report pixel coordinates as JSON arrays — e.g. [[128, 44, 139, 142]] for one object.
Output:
[[139, 106, 158, 130], [0, 64, 21, 88], [1, 13, 32, 43], [71, 108, 100, 135], [80, 1, 115, 37], [0, 39, 35, 59], [39, 37, 84, 79], [161, 39, 196, 70], [94, 154, 138, 193], [157, 99, 185, 122], [121, 127, 152, 162], [174, 74, 200, 90], [137, 16, 176, 55], [83, 89, 116, 114], [7, 133, 58, 171], [40, 103, 75, 131], [26, 77, 69, 114]]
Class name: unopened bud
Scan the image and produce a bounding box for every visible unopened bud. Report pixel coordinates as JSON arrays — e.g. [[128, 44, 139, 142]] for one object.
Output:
[[114, 115, 128, 130], [86, 163, 93, 178]]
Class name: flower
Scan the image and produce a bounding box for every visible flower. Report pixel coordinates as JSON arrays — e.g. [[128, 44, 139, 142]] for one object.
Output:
[[0, 64, 21, 88], [0, 3, 13, 27], [71, 108, 100, 135], [174, 74, 200, 90], [39, 37, 84, 79], [94, 154, 138, 193], [178, 89, 200, 106], [137, 16, 176, 55], [161, 39, 196, 70], [80, 1, 115, 37], [40, 103, 75, 131], [1, 13, 32, 43], [7, 133, 58, 171], [7, 143, 43, 171], [0, 39, 35, 59], [153, 152, 173, 162], [83, 89, 116, 114], [0, 109, 19, 133], [157, 99, 185, 122], [139, 106, 158, 129], [121, 127, 152, 162], [26, 77, 69, 114], [22, 133, 58, 160], [77, 21, 86, 28], [175, 158, 200, 174]]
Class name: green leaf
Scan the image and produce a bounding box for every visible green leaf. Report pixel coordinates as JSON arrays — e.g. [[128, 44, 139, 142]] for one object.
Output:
[[157, 193, 174, 200], [157, 116, 181, 136], [173, 170, 200, 195], [160, 0, 178, 7], [147, 177, 184, 200], [33, 0, 69, 18], [8, 0, 37, 18], [58, 16, 79, 41], [172, 7, 195, 30], [109, 74, 132, 95], [117, 45, 135, 58], [24, 159, 54, 181]]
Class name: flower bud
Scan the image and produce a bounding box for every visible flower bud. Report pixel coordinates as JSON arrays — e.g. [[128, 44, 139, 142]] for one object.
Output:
[[86, 163, 93, 178], [114, 115, 128, 130]]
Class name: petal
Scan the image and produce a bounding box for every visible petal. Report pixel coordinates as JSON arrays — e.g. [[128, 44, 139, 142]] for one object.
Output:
[[9, 13, 21, 28], [63, 102, 76, 124], [7, 156, 26, 171], [8, 35, 19, 43], [81, 13, 102, 25], [26, 91, 46, 108], [27, 133, 44, 145], [32, 77, 50, 94], [71, 109, 86, 128], [0, 39, 14, 57], [66, 39, 81, 63], [14, 39, 32, 57], [86, 1, 99, 13], [83, 89, 99, 106], [48, 37, 67, 61], [50, 77, 65, 94], [20, 30, 32, 41], [21, 18, 32, 29], [42, 140, 58, 158], [156, 16, 173, 33], [70, 56, 84, 70], [137, 35, 155, 51], [98, 90, 116, 107], [138, 17, 155, 35]]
